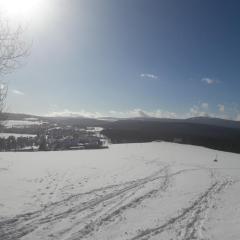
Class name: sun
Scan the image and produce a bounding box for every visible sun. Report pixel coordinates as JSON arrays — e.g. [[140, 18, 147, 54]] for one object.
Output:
[[0, 0, 45, 20]]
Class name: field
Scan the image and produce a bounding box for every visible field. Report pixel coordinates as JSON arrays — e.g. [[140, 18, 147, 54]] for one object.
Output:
[[0, 142, 240, 240]]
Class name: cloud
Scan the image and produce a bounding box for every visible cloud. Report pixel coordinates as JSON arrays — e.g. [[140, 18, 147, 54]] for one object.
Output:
[[134, 109, 150, 118], [46, 105, 238, 121], [48, 108, 178, 119], [201, 102, 209, 110], [140, 73, 159, 80], [46, 109, 103, 118], [12, 89, 24, 95], [236, 114, 240, 121], [218, 104, 225, 113], [187, 103, 232, 120], [189, 106, 209, 118], [188, 102, 211, 117], [201, 78, 220, 85], [108, 108, 177, 119]]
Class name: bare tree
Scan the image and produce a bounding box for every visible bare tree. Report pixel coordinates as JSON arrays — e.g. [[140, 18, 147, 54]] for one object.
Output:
[[0, 18, 29, 127], [0, 82, 8, 129], [0, 82, 7, 117]]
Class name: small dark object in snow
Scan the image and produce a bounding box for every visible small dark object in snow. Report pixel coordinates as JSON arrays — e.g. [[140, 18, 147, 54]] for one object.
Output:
[[214, 159, 218, 162], [214, 154, 218, 162]]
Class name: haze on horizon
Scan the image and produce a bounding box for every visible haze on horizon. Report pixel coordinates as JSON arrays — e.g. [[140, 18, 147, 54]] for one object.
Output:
[[2, 0, 240, 120]]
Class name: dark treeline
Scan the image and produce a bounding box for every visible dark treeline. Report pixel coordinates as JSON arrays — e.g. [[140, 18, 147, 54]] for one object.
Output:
[[0, 136, 37, 151], [102, 121, 240, 153]]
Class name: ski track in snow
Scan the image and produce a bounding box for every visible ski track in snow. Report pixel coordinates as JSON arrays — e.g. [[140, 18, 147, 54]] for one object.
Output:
[[130, 174, 234, 240], [0, 165, 171, 239], [0, 161, 236, 240]]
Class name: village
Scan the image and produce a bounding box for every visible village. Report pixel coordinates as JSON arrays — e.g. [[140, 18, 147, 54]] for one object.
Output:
[[0, 124, 109, 152]]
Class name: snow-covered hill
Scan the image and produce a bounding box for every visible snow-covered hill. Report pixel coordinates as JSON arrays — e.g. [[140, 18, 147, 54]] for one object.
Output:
[[0, 142, 240, 240]]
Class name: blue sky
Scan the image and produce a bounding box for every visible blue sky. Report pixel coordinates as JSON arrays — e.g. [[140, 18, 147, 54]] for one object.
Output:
[[4, 0, 240, 119]]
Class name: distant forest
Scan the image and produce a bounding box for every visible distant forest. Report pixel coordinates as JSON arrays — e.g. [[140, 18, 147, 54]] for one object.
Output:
[[102, 120, 240, 154], [2, 113, 240, 154]]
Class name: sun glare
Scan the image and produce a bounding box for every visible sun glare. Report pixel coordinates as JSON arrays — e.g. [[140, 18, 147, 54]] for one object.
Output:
[[0, 0, 45, 20]]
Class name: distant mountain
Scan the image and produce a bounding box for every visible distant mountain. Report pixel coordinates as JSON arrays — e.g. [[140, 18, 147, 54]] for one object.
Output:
[[102, 119, 240, 153], [0, 112, 38, 121], [2, 113, 240, 129], [185, 117, 240, 129], [2, 112, 240, 153], [1, 112, 109, 128], [107, 116, 240, 130]]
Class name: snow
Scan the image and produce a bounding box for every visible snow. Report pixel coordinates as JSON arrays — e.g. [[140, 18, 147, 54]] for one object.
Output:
[[0, 133, 36, 138], [24, 118, 39, 121], [0, 142, 240, 240], [3, 120, 45, 128]]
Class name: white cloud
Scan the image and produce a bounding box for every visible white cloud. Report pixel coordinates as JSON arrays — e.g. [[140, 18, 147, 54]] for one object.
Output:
[[201, 102, 209, 110], [46, 105, 238, 121], [201, 78, 220, 85], [189, 106, 209, 118], [46, 109, 103, 118], [188, 102, 211, 118], [218, 104, 225, 113], [12, 89, 24, 95], [47, 108, 179, 119], [140, 73, 159, 80], [108, 108, 177, 119], [133, 109, 149, 118], [236, 114, 240, 121], [187, 103, 233, 120]]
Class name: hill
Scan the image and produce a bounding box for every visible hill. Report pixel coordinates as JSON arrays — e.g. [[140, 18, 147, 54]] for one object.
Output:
[[2, 113, 240, 153], [0, 142, 240, 239]]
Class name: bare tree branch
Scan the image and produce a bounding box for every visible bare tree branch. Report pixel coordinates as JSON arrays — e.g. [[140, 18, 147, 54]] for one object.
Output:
[[0, 18, 29, 128], [0, 21, 29, 75]]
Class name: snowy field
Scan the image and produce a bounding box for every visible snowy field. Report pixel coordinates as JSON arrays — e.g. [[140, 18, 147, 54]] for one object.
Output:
[[4, 120, 45, 128], [0, 133, 36, 138], [0, 142, 240, 240]]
